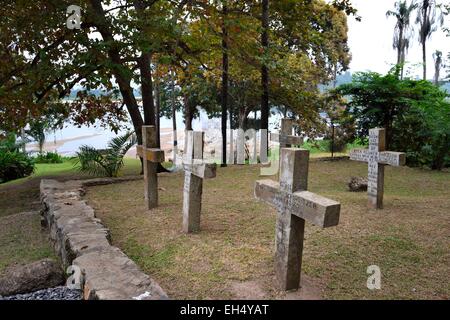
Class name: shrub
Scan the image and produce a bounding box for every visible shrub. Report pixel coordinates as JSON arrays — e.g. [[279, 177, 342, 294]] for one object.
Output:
[[0, 151, 35, 183], [74, 132, 137, 177], [301, 139, 332, 154], [0, 133, 35, 183], [34, 152, 63, 164], [336, 71, 450, 170]]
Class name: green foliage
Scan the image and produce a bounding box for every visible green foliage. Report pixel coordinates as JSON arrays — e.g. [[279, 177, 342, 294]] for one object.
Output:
[[336, 70, 450, 169], [302, 138, 366, 154], [0, 133, 25, 153], [391, 96, 450, 170], [34, 152, 64, 164], [75, 132, 137, 178], [302, 140, 332, 154], [0, 134, 35, 183], [0, 151, 35, 184]]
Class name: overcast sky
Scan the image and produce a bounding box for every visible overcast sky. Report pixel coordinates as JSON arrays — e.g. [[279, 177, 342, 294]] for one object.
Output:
[[347, 0, 450, 79]]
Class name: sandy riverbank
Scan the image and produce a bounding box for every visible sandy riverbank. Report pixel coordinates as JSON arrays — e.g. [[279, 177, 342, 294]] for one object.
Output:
[[27, 134, 103, 153]]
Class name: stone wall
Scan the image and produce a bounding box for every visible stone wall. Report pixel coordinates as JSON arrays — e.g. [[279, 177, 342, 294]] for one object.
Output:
[[40, 177, 168, 300]]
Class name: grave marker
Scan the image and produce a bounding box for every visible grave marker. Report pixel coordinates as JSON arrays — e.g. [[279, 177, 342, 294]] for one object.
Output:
[[183, 131, 217, 233], [136, 126, 165, 210], [270, 118, 303, 149], [255, 148, 341, 291], [349, 128, 406, 209]]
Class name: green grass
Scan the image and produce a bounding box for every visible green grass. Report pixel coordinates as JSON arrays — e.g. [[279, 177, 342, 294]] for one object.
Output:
[[1, 158, 142, 187], [0, 157, 142, 277], [85, 160, 450, 300], [0, 212, 57, 275]]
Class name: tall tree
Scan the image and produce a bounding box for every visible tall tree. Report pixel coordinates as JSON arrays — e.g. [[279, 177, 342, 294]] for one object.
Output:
[[170, 69, 179, 163], [221, 1, 229, 167], [416, 0, 444, 80], [386, 1, 417, 79], [260, 0, 269, 160]]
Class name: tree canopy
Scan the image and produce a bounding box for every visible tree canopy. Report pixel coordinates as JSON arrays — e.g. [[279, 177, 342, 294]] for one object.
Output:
[[0, 0, 354, 144]]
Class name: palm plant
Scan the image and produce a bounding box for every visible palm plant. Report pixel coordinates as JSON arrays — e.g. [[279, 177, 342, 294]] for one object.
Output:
[[416, 0, 444, 80], [75, 132, 137, 177], [27, 119, 51, 154], [432, 50, 443, 85], [386, 1, 418, 80]]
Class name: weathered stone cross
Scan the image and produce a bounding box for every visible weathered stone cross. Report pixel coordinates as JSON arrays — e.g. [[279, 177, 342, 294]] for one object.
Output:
[[182, 131, 217, 233], [255, 148, 341, 291], [136, 126, 165, 210], [349, 128, 406, 209], [270, 118, 303, 149]]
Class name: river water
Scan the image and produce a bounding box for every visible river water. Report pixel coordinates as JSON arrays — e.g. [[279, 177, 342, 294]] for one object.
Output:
[[29, 111, 283, 156]]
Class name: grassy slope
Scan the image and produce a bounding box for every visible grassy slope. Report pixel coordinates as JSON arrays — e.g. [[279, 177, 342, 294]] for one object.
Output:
[[0, 159, 142, 275], [85, 160, 450, 300]]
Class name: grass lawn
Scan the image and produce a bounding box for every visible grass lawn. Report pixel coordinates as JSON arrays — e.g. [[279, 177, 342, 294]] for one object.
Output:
[[85, 159, 450, 300], [0, 158, 142, 275]]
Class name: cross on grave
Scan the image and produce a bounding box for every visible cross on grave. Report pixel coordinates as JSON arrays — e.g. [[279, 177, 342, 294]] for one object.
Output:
[[136, 126, 165, 210], [270, 118, 303, 149], [255, 148, 341, 291], [349, 128, 406, 209], [182, 131, 217, 233]]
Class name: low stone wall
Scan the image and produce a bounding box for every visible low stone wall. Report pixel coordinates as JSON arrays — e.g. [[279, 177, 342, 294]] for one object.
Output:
[[40, 177, 168, 300]]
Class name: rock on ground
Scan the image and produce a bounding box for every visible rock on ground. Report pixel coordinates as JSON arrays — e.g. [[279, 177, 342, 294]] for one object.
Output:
[[0, 259, 64, 297], [348, 177, 368, 192]]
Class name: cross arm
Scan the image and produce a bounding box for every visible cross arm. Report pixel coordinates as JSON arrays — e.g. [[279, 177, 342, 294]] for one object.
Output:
[[183, 161, 217, 179], [349, 148, 369, 163], [378, 151, 406, 166], [270, 133, 303, 146], [255, 180, 340, 228], [136, 145, 165, 163]]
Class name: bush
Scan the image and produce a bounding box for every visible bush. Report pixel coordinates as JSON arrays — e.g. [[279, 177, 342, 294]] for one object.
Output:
[[75, 132, 137, 177], [0, 133, 35, 183], [391, 103, 450, 170], [34, 152, 63, 164], [336, 71, 450, 170], [0, 151, 35, 183], [301, 139, 332, 154]]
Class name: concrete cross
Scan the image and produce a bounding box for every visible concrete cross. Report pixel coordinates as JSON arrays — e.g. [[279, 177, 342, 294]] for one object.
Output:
[[270, 118, 303, 149], [349, 128, 406, 209], [182, 131, 217, 233], [136, 126, 165, 210], [255, 148, 341, 291]]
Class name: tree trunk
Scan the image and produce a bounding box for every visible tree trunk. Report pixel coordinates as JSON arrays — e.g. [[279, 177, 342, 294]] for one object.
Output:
[[434, 55, 441, 86], [21, 128, 26, 153], [331, 124, 335, 158], [228, 109, 234, 164], [260, 0, 269, 158], [138, 52, 156, 126], [184, 95, 193, 131], [154, 72, 161, 148], [422, 41, 427, 81], [421, 3, 428, 81], [384, 112, 392, 150], [398, 26, 404, 79], [89, 0, 144, 144], [221, 2, 229, 167], [171, 70, 178, 163]]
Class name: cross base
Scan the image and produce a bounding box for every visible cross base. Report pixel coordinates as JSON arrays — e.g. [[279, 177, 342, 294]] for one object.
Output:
[[276, 212, 305, 291], [183, 172, 203, 233]]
